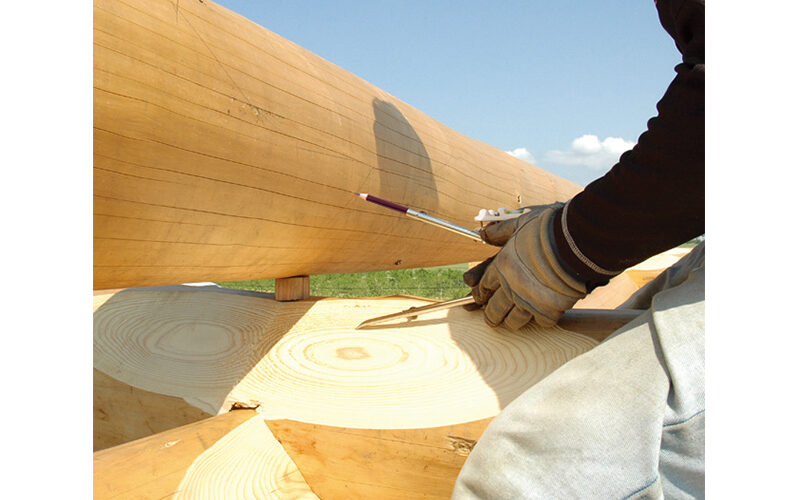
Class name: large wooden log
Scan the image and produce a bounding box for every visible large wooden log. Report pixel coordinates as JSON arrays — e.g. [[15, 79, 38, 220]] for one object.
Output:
[[93, 285, 601, 497], [93, 0, 582, 289]]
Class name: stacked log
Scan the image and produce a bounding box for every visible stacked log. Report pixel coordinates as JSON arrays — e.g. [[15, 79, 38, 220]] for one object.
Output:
[[93, 0, 581, 290]]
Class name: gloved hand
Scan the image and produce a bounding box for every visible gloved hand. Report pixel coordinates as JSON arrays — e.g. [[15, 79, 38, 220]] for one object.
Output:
[[463, 203, 588, 330]]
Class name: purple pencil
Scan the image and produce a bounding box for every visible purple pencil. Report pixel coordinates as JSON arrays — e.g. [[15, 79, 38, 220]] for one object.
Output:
[[355, 193, 484, 243]]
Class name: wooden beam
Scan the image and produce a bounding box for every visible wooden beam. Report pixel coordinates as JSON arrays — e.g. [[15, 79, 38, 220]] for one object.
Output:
[[266, 418, 492, 500], [275, 276, 311, 301], [93, 0, 582, 289], [574, 246, 691, 311], [94, 368, 212, 451], [93, 410, 317, 499]]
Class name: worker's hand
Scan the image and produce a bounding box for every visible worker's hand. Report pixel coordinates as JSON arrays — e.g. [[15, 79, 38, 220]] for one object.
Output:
[[463, 205, 587, 330], [478, 203, 565, 247]]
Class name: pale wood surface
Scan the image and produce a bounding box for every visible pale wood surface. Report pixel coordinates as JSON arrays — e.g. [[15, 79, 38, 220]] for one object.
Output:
[[267, 418, 492, 500], [573, 246, 691, 310], [93, 0, 582, 290], [94, 285, 597, 497], [573, 272, 643, 310], [94, 368, 212, 450], [625, 247, 691, 287], [93, 410, 318, 499], [94, 285, 598, 431]]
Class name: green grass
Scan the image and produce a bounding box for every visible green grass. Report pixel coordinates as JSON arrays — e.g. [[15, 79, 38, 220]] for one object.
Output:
[[217, 264, 471, 300]]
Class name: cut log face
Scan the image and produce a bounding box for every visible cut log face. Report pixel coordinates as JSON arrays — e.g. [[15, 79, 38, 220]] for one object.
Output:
[[94, 285, 600, 497], [93, 410, 318, 499], [265, 418, 493, 500], [173, 414, 318, 500], [93, 0, 582, 289], [94, 286, 598, 434]]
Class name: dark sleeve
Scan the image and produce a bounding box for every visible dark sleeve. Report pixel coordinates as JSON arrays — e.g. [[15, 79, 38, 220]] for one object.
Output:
[[551, 0, 705, 290]]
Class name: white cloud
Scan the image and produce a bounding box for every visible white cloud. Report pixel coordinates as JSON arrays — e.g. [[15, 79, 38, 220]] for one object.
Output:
[[544, 134, 634, 171], [506, 147, 536, 164]]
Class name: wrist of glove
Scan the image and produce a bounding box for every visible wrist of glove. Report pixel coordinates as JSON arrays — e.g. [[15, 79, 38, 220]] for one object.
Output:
[[464, 204, 588, 330]]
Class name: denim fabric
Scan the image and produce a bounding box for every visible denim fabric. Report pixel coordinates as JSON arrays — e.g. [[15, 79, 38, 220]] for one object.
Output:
[[452, 244, 705, 499]]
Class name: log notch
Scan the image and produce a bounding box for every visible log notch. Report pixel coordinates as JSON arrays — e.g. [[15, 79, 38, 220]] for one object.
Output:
[[265, 418, 493, 500], [93, 0, 582, 290], [93, 410, 318, 499], [93, 285, 600, 497]]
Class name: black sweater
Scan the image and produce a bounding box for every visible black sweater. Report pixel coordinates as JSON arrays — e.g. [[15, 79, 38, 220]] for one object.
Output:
[[552, 0, 705, 290]]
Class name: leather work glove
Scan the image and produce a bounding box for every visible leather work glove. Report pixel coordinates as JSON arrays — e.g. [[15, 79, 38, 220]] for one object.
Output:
[[463, 203, 588, 330]]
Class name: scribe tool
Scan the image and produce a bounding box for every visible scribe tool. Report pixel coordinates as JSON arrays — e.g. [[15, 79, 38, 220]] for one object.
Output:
[[356, 193, 485, 243], [355, 296, 644, 336], [354, 194, 644, 335]]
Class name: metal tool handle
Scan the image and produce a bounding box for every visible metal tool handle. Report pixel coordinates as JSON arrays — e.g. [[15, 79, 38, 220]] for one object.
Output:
[[406, 209, 484, 243], [357, 296, 644, 337]]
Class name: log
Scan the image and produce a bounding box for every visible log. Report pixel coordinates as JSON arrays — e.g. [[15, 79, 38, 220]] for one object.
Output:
[[93, 285, 599, 497], [266, 418, 493, 500], [93, 0, 582, 290], [94, 286, 598, 426], [94, 368, 212, 450], [624, 247, 692, 287], [573, 246, 692, 310], [93, 410, 318, 499]]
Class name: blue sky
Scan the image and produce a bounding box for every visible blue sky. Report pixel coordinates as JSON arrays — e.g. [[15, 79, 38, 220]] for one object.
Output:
[[214, 0, 679, 186]]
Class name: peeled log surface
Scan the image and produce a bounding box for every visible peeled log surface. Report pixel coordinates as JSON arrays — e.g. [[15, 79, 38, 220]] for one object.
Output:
[[93, 410, 318, 499], [94, 286, 598, 432], [93, 0, 582, 289]]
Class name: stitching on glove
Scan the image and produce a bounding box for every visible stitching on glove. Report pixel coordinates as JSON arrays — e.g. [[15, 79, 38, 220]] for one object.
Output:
[[561, 200, 618, 276]]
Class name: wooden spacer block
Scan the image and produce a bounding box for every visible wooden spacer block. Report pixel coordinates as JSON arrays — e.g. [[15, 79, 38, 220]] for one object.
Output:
[[275, 275, 310, 301]]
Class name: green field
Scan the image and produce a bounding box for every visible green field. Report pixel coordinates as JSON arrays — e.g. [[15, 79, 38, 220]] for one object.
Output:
[[217, 263, 471, 300]]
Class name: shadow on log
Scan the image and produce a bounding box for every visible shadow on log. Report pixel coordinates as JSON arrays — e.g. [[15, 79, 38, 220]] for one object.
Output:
[[93, 0, 581, 290]]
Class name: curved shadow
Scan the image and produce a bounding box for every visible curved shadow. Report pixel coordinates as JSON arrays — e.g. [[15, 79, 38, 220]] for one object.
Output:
[[372, 98, 438, 205], [358, 302, 600, 410]]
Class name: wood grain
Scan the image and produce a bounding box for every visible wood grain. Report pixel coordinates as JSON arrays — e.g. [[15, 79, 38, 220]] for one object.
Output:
[[93, 410, 318, 499], [267, 418, 492, 500], [94, 285, 599, 497], [93, 0, 582, 289], [94, 368, 212, 450], [94, 286, 598, 430]]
